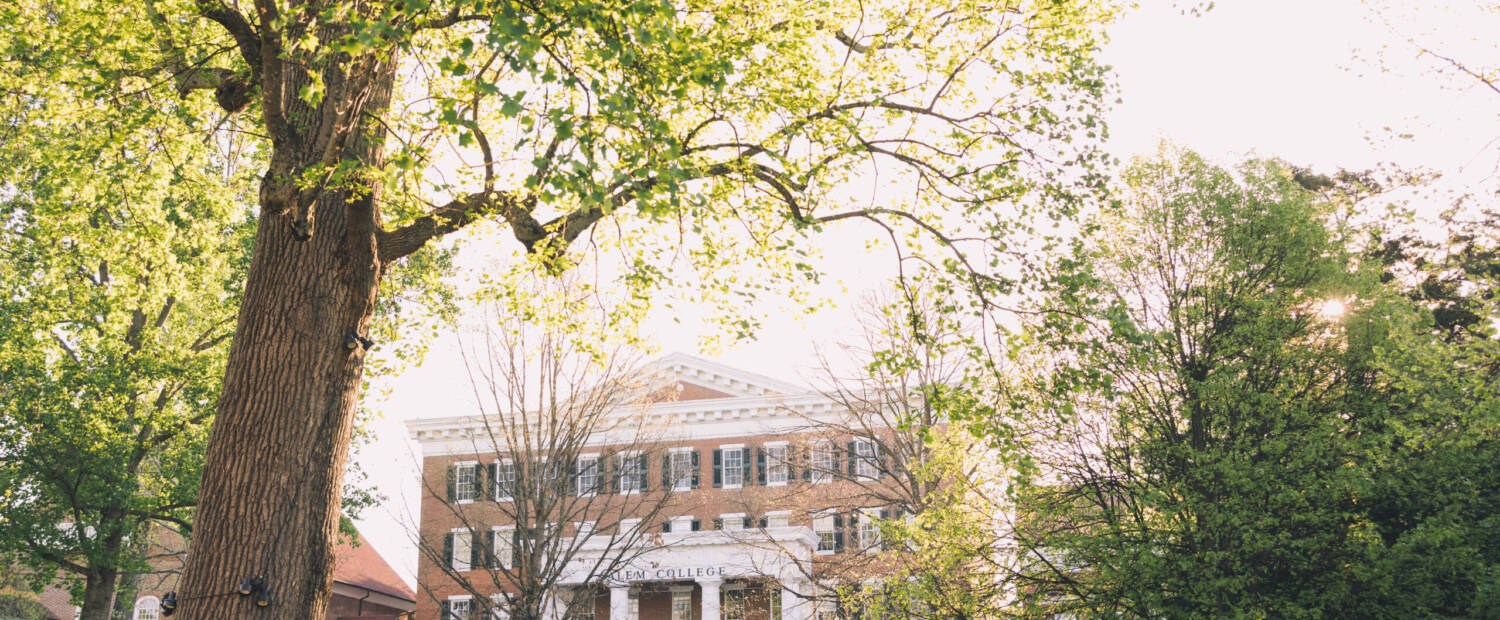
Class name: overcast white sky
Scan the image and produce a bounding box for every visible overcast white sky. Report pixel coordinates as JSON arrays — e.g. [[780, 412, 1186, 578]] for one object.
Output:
[[351, 0, 1499, 585]]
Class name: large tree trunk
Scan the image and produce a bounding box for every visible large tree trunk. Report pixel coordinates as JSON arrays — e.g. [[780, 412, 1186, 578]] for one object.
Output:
[[174, 56, 397, 619], [78, 568, 119, 620]]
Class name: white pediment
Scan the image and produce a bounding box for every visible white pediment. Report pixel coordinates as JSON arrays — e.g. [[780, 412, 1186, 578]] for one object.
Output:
[[638, 353, 807, 401]]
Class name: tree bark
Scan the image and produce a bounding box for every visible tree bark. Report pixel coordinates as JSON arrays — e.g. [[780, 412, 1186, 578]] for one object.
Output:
[[174, 55, 397, 620], [78, 567, 120, 620]]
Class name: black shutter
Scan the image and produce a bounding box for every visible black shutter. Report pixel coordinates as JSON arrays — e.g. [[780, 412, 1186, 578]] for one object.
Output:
[[661, 453, 672, 490], [473, 463, 486, 500], [876, 443, 887, 478], [442, 533, 454, 569], [486, 463, 498, 500], [758, 516, 768, 528], [662, 522, 671, 533], [445, 465, 456, 501], [756, 448, 767, 486], [691, 450, 701, 488], [637, 454, 649, 492], [800, 445, 811, 482], [484, 530, 496, 568], [741, 448, 753, 486], [595, 458, 608, 495], [691, 519, 701, 531], [471, 530, 484, 568], [845, 441, 857, 478], [609, 454, 621, 494], [712, 449, 723, 488], [832, 515, 844, 552], [440, 601, 453, 620], [566, 458, 579, 497], [511, 528, 522, 567]]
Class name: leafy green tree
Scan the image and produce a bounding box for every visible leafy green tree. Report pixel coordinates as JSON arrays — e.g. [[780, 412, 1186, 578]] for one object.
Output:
[[1, 0, 1123, 616], [1011, 147, 1377, 618], [1339, 209, 1500, 618], [0, 55, 254, 619]]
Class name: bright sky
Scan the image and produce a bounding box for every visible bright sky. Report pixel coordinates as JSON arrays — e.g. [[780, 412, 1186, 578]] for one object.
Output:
[[351, 0, 1498, 586]]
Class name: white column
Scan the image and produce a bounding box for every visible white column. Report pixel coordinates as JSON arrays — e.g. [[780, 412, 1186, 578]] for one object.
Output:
[[698, 578, 721, 620], [780, 579, 808, 620], [609, 586, 630, 620]]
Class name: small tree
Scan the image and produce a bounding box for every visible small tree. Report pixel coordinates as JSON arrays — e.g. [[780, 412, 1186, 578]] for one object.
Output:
[[720, 287, 1014, 618], [415, 303, 680, 620]]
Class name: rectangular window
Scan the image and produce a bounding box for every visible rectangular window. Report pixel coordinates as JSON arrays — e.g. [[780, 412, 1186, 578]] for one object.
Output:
[[627, 590, 639, 620], [766, 511, 791, 528], [455, 463, 477, 502], [669, 450, 694, 491], [720, 513, 745, 530], [452, 531, 473, 571], [577, 456, 599, 496], [489, 594, 508, 619], [670, 590, 692, 620], [724, 589, 747, 620], [810, 443, 833, 484], [493, 526, 514, 570], [618, 453, 643, 493], [669, 516, 695, 533], [813, 514, 835, 554], [495, 460, 515, 500], [722, 447, 744, 487], [766, 444, 789, 485], [859, 509, 881, 551], [449, 596, 472, 619], [854, 439, 878, 479]]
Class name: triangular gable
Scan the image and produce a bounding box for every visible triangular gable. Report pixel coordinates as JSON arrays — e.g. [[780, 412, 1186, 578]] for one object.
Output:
[[636, 353, 806, 401]]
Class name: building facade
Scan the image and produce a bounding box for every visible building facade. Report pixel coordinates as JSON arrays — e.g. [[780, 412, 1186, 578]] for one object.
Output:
[[409, 354, 902, 620]]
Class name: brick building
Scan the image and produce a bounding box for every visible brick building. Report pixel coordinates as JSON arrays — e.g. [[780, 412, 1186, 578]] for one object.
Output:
[[88, 528, 416, 620], [408, 354, 903, 620]]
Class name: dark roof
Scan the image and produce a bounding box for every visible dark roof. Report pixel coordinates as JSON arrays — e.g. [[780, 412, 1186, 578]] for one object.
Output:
[[332, 533, 415, 603]]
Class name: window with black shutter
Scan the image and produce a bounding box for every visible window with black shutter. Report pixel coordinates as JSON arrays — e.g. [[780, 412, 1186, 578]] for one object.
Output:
[[712, 449, 723, 488], [832, 515, 845, 553], [740, 447, 753, 486], [443, 532, 454, 569], [756, 447, 767, 486], [690, 450, 701, 488], [636, 454, 650, 492]]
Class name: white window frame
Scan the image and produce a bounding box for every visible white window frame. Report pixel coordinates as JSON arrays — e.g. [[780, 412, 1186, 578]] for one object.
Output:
[[494, 459, 515, 501], [720, 444, 745, 488], [616, 451, 643, 495], [859, 508, 882, 552], [451, 528, 474, 572], [723, 587, 748, 620], [576, 454, 600, 496], [490, 594, 509, 619], [810, 441, 834, 484], [492, 525, 515, 570], [132, 596, 161, 620], [669, 587, 692, 620], [719, 512, 746, 530], [765, 510, 791, 528], [669, 447, 694, 491], [669, 515, 695, 533], [813, 512, 836, 555], [854, 438, 878, 480], [765, 441, 789, 486], [454, 460, 478, 503], [449, 594, 474, 619]]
